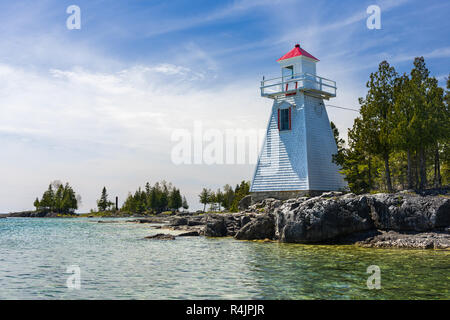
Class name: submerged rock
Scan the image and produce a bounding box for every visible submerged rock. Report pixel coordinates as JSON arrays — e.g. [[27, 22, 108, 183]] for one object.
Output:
[[97, 220, 121, 223], [144, 233, 176, 240], [177, 231, 200, 237]]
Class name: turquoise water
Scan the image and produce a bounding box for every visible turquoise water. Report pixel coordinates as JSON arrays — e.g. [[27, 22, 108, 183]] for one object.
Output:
[[0, 218, 448, 299]]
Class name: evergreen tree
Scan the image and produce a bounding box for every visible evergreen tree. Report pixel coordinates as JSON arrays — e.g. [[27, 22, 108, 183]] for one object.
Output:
[[392, 73, 416, 189], [61, 183, 78, 213], [222, 184, 234, 210], [215, 189, 224, 211], [145, 182, 152, 211], [199, 188, 210, 212], [160, 184, 169, 212], [358, 61, 397, 192], [149, 185, 159, 213], [34, 182, 78, 214], [54, 184, 64, 212], [97, 187, 113, 212], [33, 197, 40, 211], [168, 188, 182, 211], [330, 121, 345, 151], [40, 184, 55, 212], [333, 57, 449, 193], [230, 181, 250, 212]]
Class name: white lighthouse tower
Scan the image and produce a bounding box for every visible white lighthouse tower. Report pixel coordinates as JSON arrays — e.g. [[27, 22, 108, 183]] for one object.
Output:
[[250, 44, 347, 201]]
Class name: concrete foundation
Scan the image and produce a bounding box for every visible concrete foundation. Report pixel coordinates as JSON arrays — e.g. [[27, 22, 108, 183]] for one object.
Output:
[[250, 190, 327, 203]]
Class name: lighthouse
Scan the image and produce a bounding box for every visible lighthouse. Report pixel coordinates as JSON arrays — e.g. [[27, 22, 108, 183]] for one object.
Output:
[[250, 44, 347, 201]]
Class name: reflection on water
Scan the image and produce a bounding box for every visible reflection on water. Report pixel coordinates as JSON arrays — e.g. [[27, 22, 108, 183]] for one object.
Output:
[[0, 218, 448, 299]]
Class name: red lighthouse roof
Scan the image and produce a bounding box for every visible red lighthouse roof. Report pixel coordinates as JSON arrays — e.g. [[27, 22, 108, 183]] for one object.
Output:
[[277, 44, 319, 62]]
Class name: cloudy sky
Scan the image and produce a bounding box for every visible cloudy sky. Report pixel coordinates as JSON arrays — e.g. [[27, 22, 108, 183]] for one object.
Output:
[[0, 0, 449, 212]]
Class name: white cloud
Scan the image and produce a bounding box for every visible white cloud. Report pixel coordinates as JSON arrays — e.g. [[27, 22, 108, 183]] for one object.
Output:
[[0, 62, 269, 212]]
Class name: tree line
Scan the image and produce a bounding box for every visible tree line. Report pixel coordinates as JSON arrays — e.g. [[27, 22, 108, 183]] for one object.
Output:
[[101, 180, 188, 214], [333, 57, 450, 193], [199, 181, 250, 212], [33, 181, 80, 214]]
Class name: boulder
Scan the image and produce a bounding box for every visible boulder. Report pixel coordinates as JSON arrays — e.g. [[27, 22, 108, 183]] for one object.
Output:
[[170, 217, 188, 226], [275, 195, 374, 243], [240, 215, 251, 228], [203, 216, 228, 237], [235, 213, 275, 240], [238, 195, 252, 211]]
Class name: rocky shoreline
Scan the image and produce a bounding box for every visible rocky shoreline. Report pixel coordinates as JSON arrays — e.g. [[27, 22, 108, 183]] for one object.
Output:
[[140, 192, 449, 249], [5, 192, 449, 249]]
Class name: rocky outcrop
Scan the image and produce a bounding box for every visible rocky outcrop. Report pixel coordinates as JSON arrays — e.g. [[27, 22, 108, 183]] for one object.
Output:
[[142, 192, 449, 249], [366, 193, 450, 231], [275, 193, 374, 243], [238, 195, 252, 211], [203, 216, 228, 237], [7, 211, 63, 218], [235, 213, 275, 240]]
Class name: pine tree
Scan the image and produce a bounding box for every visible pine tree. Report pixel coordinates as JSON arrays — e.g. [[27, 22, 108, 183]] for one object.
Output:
[[149, 185, 159, 213], [160, 184, 169, 212], [145, 182, 152, 211], [168, 188, 182, 211], [40, 184, 55, 212], [358, 60, 397, 192], [97, 186, 112, 212], [33, 198, 40, 211], [222, 184, 234, 210], [392, 73, 416, 189], [54, 185, 64, 212]]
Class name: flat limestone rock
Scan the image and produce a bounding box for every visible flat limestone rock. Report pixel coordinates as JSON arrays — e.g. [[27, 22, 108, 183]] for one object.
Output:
[[144, 233, 176, 240], [357, 230, 450, 249]]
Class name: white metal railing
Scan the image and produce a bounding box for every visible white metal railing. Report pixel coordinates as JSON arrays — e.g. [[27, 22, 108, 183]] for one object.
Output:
[[260, 72, 336, 98]]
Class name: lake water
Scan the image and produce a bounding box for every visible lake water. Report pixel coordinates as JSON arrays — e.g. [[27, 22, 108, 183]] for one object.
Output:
[[0, 218, 448, 299]]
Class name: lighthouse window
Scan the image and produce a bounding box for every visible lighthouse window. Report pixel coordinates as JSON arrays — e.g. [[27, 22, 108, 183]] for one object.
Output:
[[282, 66, 294, 80], [279, 108, 291, 131]]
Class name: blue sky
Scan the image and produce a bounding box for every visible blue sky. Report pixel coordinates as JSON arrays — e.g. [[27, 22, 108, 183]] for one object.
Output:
[[0, 0, 449, 212]]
